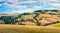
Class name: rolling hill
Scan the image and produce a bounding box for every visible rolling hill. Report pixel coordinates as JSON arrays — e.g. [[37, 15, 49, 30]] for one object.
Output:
[[0, 10, 60, 26]]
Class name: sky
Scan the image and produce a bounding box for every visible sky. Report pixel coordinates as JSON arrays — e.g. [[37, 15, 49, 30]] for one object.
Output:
[[0, 0, 60, 14]]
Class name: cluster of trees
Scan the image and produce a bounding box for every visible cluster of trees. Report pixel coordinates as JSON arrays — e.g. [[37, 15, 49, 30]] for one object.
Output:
[[0, 16, 17, 24]]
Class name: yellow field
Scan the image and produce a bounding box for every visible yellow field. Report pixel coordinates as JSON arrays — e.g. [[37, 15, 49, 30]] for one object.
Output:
[[0, 24, 60, 33]]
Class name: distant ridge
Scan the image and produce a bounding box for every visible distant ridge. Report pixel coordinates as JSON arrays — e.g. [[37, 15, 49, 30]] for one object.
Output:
[[34, 10, 58, 12]]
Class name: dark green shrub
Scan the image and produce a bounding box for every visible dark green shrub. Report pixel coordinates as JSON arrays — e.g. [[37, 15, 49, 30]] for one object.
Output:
[[1, 16, 16, 24]]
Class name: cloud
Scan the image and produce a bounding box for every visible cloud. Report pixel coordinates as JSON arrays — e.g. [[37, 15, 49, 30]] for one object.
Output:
[[0, 4, 2, 6], [0, 0, 4, 2], [49, 3, 60, 7], [6, 4, 27, 8], [48, 0, 60, 2], [0, 0, 60, 14], [2, 0, 44, 11], [7, 9, 34, 14], [53, 4, 60, 7]]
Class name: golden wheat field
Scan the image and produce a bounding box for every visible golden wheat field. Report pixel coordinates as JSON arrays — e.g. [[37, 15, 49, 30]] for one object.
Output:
[[0, 24, 60, 33]]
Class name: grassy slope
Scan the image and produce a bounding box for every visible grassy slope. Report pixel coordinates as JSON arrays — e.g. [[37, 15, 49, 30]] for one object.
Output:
[[0, 24, 60, 33], [53, 23, 60, 27]]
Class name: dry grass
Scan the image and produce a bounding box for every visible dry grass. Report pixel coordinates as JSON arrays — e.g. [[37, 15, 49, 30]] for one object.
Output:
[[0, 24, 60, 33]]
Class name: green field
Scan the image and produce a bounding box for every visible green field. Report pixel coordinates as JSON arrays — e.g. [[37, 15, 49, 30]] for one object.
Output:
[[0, 24, 60, 33], [53, 23, 60, 27]]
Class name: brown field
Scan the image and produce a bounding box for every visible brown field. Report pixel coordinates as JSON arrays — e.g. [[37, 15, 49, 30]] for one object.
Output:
[[0, 24, 60, 33]]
